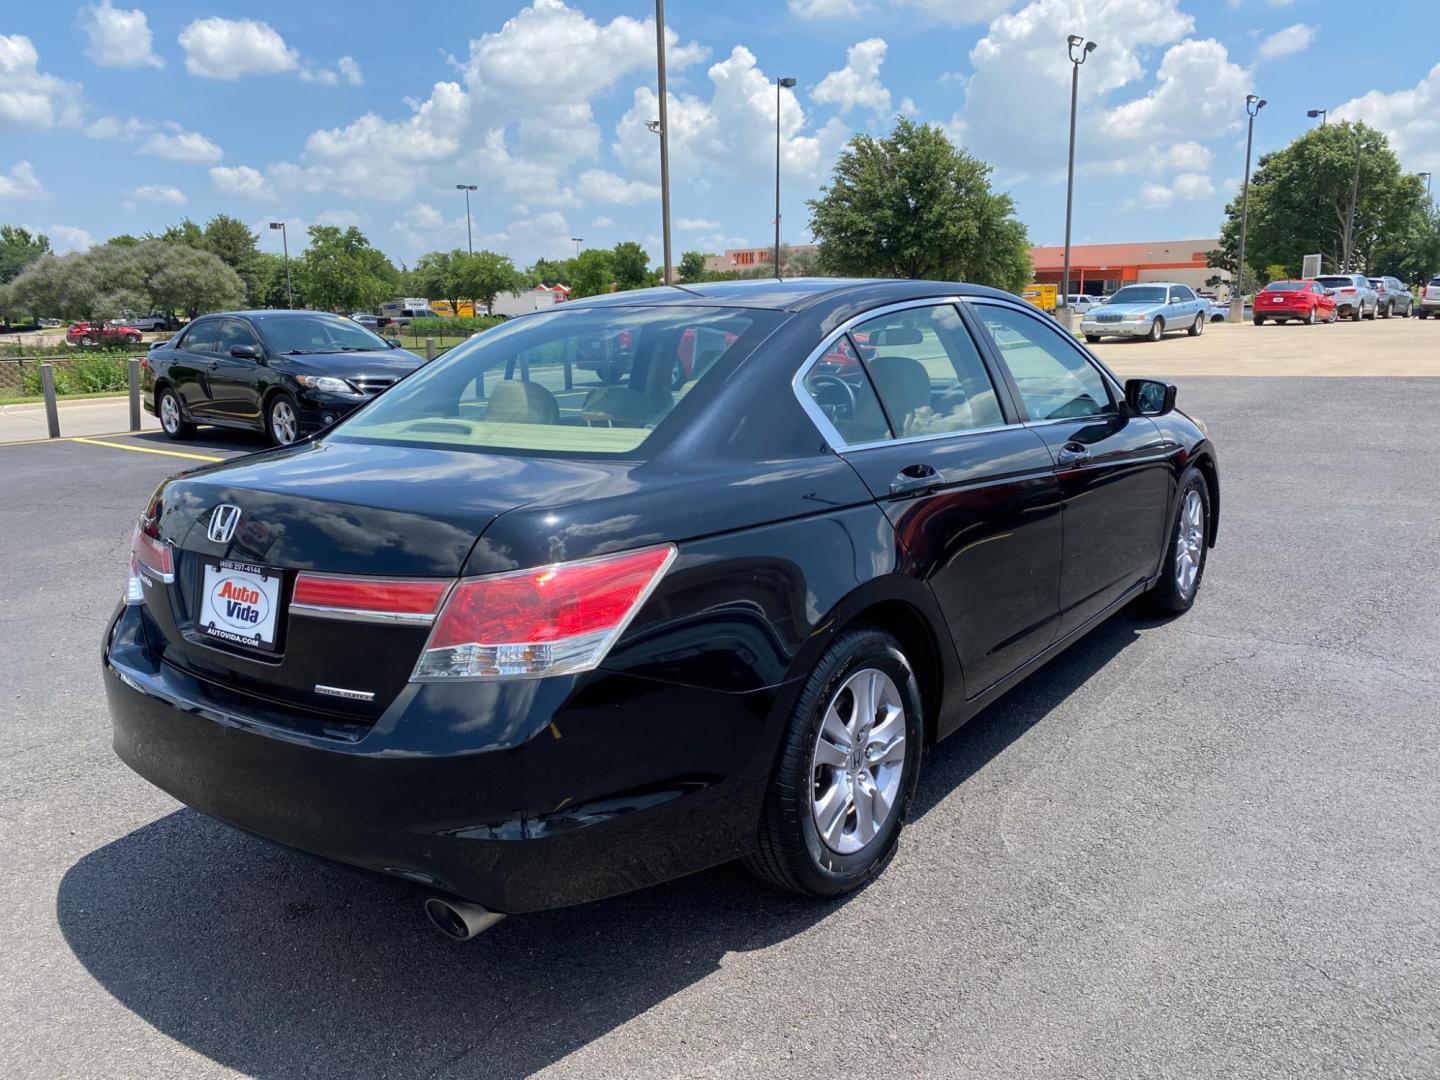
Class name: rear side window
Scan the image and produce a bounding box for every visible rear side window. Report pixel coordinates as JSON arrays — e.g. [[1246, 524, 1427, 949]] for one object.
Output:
[[335, 306, 780, 457], [974, 304, 1115, 421], [181, 320, 220, 353], [850, 305, 1003, 437], [215, 319, 260, 354]]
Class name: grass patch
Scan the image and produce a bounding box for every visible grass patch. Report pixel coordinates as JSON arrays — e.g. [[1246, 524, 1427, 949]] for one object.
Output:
[[0, 389, 134, 406], [17, 354, 133, 396]]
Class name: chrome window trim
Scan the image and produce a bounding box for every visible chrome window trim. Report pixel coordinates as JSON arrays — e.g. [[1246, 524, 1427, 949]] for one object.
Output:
[[790, 295, 1025, 453]]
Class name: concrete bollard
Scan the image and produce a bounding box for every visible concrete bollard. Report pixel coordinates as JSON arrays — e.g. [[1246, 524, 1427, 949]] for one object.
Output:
[[41, 364, 60, 438], [127, 358, 142, 431], [426, 337, 436, 362]]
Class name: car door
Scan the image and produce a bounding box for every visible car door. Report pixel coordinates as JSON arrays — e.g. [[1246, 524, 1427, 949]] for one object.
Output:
[[799, 301, 1064, 697], [205, 319, 266, 425], [1169, 285, 1200, 327], [169, 319, 221, 415], [969, 301, 1172, 636]]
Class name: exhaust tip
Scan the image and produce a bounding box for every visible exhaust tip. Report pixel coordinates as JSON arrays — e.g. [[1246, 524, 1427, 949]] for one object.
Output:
[[423, 897, 506, 941]]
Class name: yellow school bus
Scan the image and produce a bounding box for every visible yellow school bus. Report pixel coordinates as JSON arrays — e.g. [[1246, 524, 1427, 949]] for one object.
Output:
[[1021, 283, 1057, 313]]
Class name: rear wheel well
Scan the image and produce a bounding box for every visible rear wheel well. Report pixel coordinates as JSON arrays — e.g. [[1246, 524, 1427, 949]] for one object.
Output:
[[839, 600, 945, 744], [1193, 453, 1219, 546]]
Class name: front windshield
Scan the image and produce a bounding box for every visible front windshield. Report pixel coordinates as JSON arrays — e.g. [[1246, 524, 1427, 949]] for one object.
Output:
[[1107, 286, 1167, 304], [253, 314, 391, 354], [333, 305, 780, 457]]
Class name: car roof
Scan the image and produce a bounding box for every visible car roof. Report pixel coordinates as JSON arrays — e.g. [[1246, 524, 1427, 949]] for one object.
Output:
[[190, 310, 354, 320], [557, 277, 1029, 314]]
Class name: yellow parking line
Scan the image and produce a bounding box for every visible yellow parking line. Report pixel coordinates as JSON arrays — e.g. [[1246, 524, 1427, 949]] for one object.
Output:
[[70, 437, 224, 462]]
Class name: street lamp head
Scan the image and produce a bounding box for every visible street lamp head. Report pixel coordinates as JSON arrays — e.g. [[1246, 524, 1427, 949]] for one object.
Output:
[[644, 119, 662, 135], [1067, 34, 1083, 47], [1068, 35, 1096, 63], [1307, 109, 1323, 118], [456, 183, 477, 191], [777, 77, 797, 88], [268, 222, 284, 230], [1085, 41, 1097, 53]]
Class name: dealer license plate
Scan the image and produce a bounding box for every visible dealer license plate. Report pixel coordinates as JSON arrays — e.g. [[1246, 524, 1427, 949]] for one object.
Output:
[[198, 559, 282, 651]]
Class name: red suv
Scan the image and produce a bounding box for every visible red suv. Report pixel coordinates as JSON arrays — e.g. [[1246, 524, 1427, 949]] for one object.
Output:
[[67, 322, 143, 347]]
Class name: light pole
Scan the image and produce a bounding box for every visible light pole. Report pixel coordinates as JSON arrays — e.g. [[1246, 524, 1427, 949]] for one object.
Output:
[[1060, 35, 1097, 329], [775, 76, 797, 279], [571, 237, 583, 257], [1420, 172, 1433, 206], [456, 184, 477, 255], [268, 221, 293, 308], [1307, 108, 1327, 125], [654, 0, 674, 285], [1231, 94, 1266, 323], [1342, 124, 1365, 271]]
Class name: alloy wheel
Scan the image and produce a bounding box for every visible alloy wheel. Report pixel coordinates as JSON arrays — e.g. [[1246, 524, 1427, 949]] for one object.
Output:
[[160, 393, 180, 434], [270, 399, 298, 444], [810, 667, 907, 855], [1174, 488, 1205, 598]]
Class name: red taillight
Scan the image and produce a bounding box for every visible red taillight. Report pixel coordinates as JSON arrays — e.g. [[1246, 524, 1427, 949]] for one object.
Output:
[[1341, 288, 1355, 294], [414, 545, 676, 679], [132, 528, 174, 581], [292, 573, 448, 621]]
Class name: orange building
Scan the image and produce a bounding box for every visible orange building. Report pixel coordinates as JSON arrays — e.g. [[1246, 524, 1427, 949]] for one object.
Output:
[[1028, 239, 1225, 297]]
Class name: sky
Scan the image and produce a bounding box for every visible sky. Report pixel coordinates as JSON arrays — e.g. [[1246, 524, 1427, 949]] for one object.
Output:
[[2, 0, 1438, 269]]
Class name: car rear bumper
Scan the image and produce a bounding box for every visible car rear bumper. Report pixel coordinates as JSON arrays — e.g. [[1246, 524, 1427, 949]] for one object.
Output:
[[103, 603, 781, 913]]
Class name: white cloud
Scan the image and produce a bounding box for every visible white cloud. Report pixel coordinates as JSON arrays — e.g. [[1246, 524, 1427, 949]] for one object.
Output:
[[1257, 23, 1315, 61], [0, 161, 46, 200], [614, 46, 850, 186], [178, 18, 299, 79], [1162, 140, 1213, 171], [959, 0, 1195, 172], [576, 168, 660, 204], [141, 124, 223, 163], [79, 2, 164, 70], [789, 0, 865, 16], [84, 115, 149, 140], [1132, 171, 1215, 208], [677, 217, 722, 231], [47, 225, 93, 253], [813, 38, 892, 117], [891, 0, 1015, 23], [337, 56, 363, 86], [1100, 39, 1251, 141], [129, 183, 186, 205], [590, 215, 614, 228], [210, 165, 273, 199], [0, 35, 85, 129], [315, 207, 368, 228], [475, 211, 576, 264], [1333, 63, 1440, 173]]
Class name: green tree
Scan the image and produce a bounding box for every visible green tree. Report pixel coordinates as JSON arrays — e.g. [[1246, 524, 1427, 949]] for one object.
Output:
[[0, 225, 51, 285], [200, 214, 268, 305], [152, 219, 205, 248], [569, 248, 614, 298], [528, 257, 574, 287], [454, 250, 522, 314], [808, 117, 1031, 291], [412, 250, 461, 314], [295, 226, 397, 312], [250, 251, 296, 308], [610, 241, 654, 290], [1210, 121, 1429, 280], [678, 250, 710, 283]]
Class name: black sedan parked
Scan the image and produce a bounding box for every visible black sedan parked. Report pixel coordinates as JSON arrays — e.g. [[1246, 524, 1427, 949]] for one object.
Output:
[[143, 310, 424, 445], [105, 279, 1219, 938]]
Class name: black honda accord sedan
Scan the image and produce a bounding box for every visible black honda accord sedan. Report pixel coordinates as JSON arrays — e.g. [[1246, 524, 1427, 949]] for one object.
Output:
[[143, 310, 424, 445], [105, 278, 1218, 938]]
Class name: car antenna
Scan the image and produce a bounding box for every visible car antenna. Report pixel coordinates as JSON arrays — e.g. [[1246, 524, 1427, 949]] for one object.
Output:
[[668, 282, 703, 296]]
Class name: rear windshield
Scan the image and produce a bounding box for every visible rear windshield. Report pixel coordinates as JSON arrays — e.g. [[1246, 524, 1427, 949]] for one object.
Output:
[[1315, 276, 1355, 289], [1265, 281, 1306, 292], [253, 314, 391, 354], [1107, 286, 1166, 304], [332, 305, 780, 457]]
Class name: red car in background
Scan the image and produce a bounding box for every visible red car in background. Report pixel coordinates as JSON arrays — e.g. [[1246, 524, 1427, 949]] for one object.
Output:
[[66, 321, 144, 347], [1252, 280, 1337, 326]]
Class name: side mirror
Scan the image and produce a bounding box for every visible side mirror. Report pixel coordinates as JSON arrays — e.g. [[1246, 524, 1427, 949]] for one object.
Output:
[[1125, 377, 1176, 417], [230, 344, 260, 360], [386, 337, 400, 348]]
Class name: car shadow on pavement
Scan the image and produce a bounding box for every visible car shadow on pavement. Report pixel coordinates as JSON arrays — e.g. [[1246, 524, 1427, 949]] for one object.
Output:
[[55, 612, 1150, 1080]]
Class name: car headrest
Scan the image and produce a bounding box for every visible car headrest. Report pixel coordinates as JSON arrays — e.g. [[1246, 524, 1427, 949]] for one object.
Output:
[[486, 379, 560, 425], [868, 355, 930, 418]]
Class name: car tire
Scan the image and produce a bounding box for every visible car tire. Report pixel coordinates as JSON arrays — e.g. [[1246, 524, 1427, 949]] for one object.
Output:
[[266, 392, 301, 447], [1352, 305, 1363, 322], [745, 626, 923, 898], [670, 358, 687, 390], [1148, 317, 1164, 342], [1305, 307, 1316, 325], [1418, 309, 1430, 319], [1381, 303, 1392, 319], [156, 387, 195, 440], [1147, 466, 1210, 616], [1084, 334, 1102, 344], [1365, 303, 1377, 320], [1253, 315, 1265, 326], [1188, 312, 1204, 336]]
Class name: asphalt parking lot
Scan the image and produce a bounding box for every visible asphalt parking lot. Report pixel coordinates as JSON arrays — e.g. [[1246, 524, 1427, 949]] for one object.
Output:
[[2, 324, 1438, 1078]]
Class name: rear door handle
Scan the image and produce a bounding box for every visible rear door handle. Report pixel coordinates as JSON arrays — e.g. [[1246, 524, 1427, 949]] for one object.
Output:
[[890, 464, 940, 496], [1055, 443, 1091, 468]]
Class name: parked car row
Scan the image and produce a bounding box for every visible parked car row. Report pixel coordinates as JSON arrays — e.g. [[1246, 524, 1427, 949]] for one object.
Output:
[[1253, 274, 1428, 325]]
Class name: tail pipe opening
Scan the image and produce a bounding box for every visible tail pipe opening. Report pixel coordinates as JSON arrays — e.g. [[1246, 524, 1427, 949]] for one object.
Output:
[[423, 897, 507, 941]]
